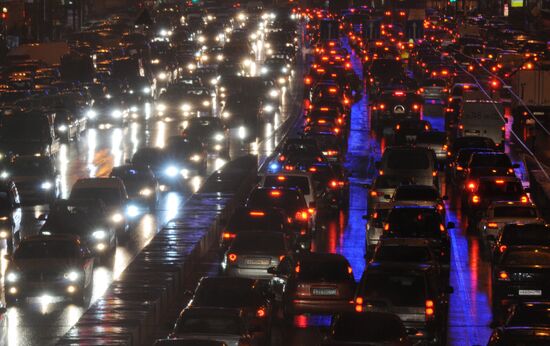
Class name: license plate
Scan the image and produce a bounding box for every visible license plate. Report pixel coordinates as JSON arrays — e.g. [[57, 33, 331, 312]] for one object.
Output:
[[406, 135, 416, 141], [312, 288, 337, 296], [518, 289, 542, 296], [245, 258, 270, 266]]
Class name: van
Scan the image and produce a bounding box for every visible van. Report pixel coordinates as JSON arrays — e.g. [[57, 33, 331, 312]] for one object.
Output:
[[379, 147, 438, 188], [459, 100, 505, 149]]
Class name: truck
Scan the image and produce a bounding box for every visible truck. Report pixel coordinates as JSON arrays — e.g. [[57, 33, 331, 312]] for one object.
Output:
[[458, 99, 506, 149], [508, 63, 550, 118]]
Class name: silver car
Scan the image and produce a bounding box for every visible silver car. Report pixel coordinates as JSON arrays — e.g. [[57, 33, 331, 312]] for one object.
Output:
[[222, 231, 291, 280], [364, 203, 393, 255]]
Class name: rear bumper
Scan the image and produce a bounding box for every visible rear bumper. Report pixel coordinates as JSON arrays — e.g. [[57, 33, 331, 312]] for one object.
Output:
[[225, 267, 273, 280]]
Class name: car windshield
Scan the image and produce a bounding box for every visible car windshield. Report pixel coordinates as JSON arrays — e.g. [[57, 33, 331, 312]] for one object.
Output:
[[363, 273, 426, 307], [297, 258, 351, 282], [263, 176, 310, 195], [494, 206, 537, 218], [176, 315, 243, 335], [387, 208, 444, 238], [502, 249, 550, 266], [375, 246, 432, 263], [231, 233, 284, 253], [394, 188, 438, 201], [8, 158, 53, 176], [70, 188, 121, 206], [387, 151, 430, 170], [14, 240, 79, 259]]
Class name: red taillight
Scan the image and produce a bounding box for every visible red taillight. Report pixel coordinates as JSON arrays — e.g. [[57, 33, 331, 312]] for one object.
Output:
[[329, 180, 339, 189], [304, 77, 312, 85], [521, 195, 529, 203], [277, 175, 286, 181], [467, 182, 476, 190], [295, 265, 300, 273], [379, 103, 385, 110], [222, 232, 236, 239], [295, 210, 309, 221], [228, 253, 237, 262], [413, 103, 420, 110], [498, 271, 509, 281], [370, 191, 378, 197], [256, 307, 266, 318], [270, 190, 282, 197], [499, 245, 507, 253], [425, 300, 435, 319], [472, 195, 480, 204], [278, 155, 285, 162], [355, 296, 363, 312], [487, 222, 498, 229], [249, 211, 265, 217]]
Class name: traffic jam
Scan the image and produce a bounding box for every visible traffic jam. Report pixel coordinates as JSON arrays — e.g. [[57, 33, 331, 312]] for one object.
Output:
[[0, 0, 548, 345]]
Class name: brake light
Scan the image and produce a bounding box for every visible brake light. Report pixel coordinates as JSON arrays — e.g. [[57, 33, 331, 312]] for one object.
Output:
[[395, 124, 400, 130], [487, 222, 498, 229], [439, 224, 445, 232], [279, 255, 285, 261], [277, 175, 286, 181], [472, 195, 480, 204], [379, 103, 385, 110], [498, 271, 509, 281], [393, 91, 404, 96], [326, 150, 338, 156], [413, 104, 420, 110], [270, 190, 281, 197], [256, 307, 266, 318], [467, 182, 476, 190], [370, 191, 378, 197], [249, 211, 265, 217], [295, 265, 300, 273], [329, 180, 339, 189], [321, 56, 329, 61], [284, 165, 295, 171], [278, 155, 285, 162], [499, 245, 507, 253], [432, 171, 437, 177], [295, 210, 309, 221], [334, 127, 340, 134], [308, 167, 317, 172], [228, 253, 237, 262], [222, 232, 236, 239], [383, 223, 389, 232], [304, 77, 312, 85], [308, 208, 315, 215], [456, 166, 463, 171], [320, 107, 329, 111], [425, 300, 435, 319], [318, 119, 326, 124], [347, 266, 353, 274]]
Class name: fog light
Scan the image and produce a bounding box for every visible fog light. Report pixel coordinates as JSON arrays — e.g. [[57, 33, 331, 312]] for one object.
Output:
[[96, 243, 106, 251], [67, 285, 76, 294], [9, 287, 17, 294]]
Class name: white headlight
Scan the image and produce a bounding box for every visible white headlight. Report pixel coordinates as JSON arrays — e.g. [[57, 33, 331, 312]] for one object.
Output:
[[242, 59, 252, 67], [202, 100, 211, 107], [150, 59, 160, 64], [216, 54, 224, 61], [187, 63, 196, 70], [6, 272, 18, 283], [111, 213, 123, 223], [238, 126, 246, 139], [261, 67, 268, 74], [41, 181, 52, 190], [139, 188, 152, 197], [111, 110, 122, 118], [87, 110, 97, 119], [210, 78, 218, 85], [156, 104, 167, 112], [64, 271, 80, 282], [278, 77, 286, 84], [263, 105, 274, 113], [165, 166, 179, 177], [58, 125, 67, 132], [222, 111, 231, 118], [127, 205, 139, 217], [130, 106, 138, 112], [190, 154, 201, 162], [0, 171, 7, 179], [197, 35, 206, 43], [181, 104, 191, 112], [282, 67, 289, 73], [92, 230, 107, 240], [269, 89, 279, 98], [158, 72, 167, 80], [214, 133, 224, 142], [143, 87, 151, 93]]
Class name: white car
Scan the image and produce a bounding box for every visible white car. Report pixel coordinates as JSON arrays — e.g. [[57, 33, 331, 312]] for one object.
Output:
[[478, 201, 543, 247]]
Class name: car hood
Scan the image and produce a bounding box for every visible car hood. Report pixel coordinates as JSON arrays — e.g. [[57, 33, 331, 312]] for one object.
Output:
[[11, 258, 83, 272]]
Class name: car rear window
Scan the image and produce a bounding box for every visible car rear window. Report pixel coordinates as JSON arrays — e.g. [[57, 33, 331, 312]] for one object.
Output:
[[363, 273, 426, 307], [493, 206, 537, 218], [387, 208, 444, 238], [502, 227, 550, 245], [394, 188, 438, 201], [374, 246, 432, 263], [386, 151, 430, 170], [247, 190, 307, 213], [479, 181, 523, 197], [508, 310, 550, 327], [374, 176, 411, 189], [470, 154, 512, 168], [416, 132, 446, 144], [231, 233, 284, 253], [298, 259, 352, 282], [502, 249, 550, 266], [264, 176, 310, 195]]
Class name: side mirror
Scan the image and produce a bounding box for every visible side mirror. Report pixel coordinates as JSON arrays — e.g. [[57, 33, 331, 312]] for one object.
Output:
[[447, 222, 455, 229], [512, 163, 520, 169], [267, 267, 278, 275], [442, 195, 448, 200]]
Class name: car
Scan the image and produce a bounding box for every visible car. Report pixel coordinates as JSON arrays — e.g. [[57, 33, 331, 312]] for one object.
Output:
[[131, 147, 181, 190], [372, 238, 442, 271], [364, 203, 393, 255], [479, 202, 543, 248], [415, 131, 448, 165], [220, 207, 293, 248], [4, 155, 60, 204], [169, 307, 266, 345], [370, 90, 423, 133], [166, 136, 208, 175], [245, 187, 311, 238], [487, 326, 550, 345], [503, 301, 550, 327], [355, 262, 452, 344], [110, 164, 159, 211], [69, 177, 132, 236], [464, 152, 518, 184], [448, 147, 496, 183], [269, 252, 356, 317], [182, 117, 229, 156], [188, 277, 272, 336], [276, 138, 325, 168], [383, 206, 453, 269], [446, 135, 497, 160], [322, 312, 412, 346], [492, 224, 550, 263], [393, 119, 432, 145], [0, 179, 22, 252], [4, 234, 94, 306], [39, 198, 117, 263], [378, 147, 438, 188], [222, 231, 292, 279], [388, 184, 447, 220], [366, 175, 413, 209], [491, 245, 550, 319], [418, 78, 448, 100]]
